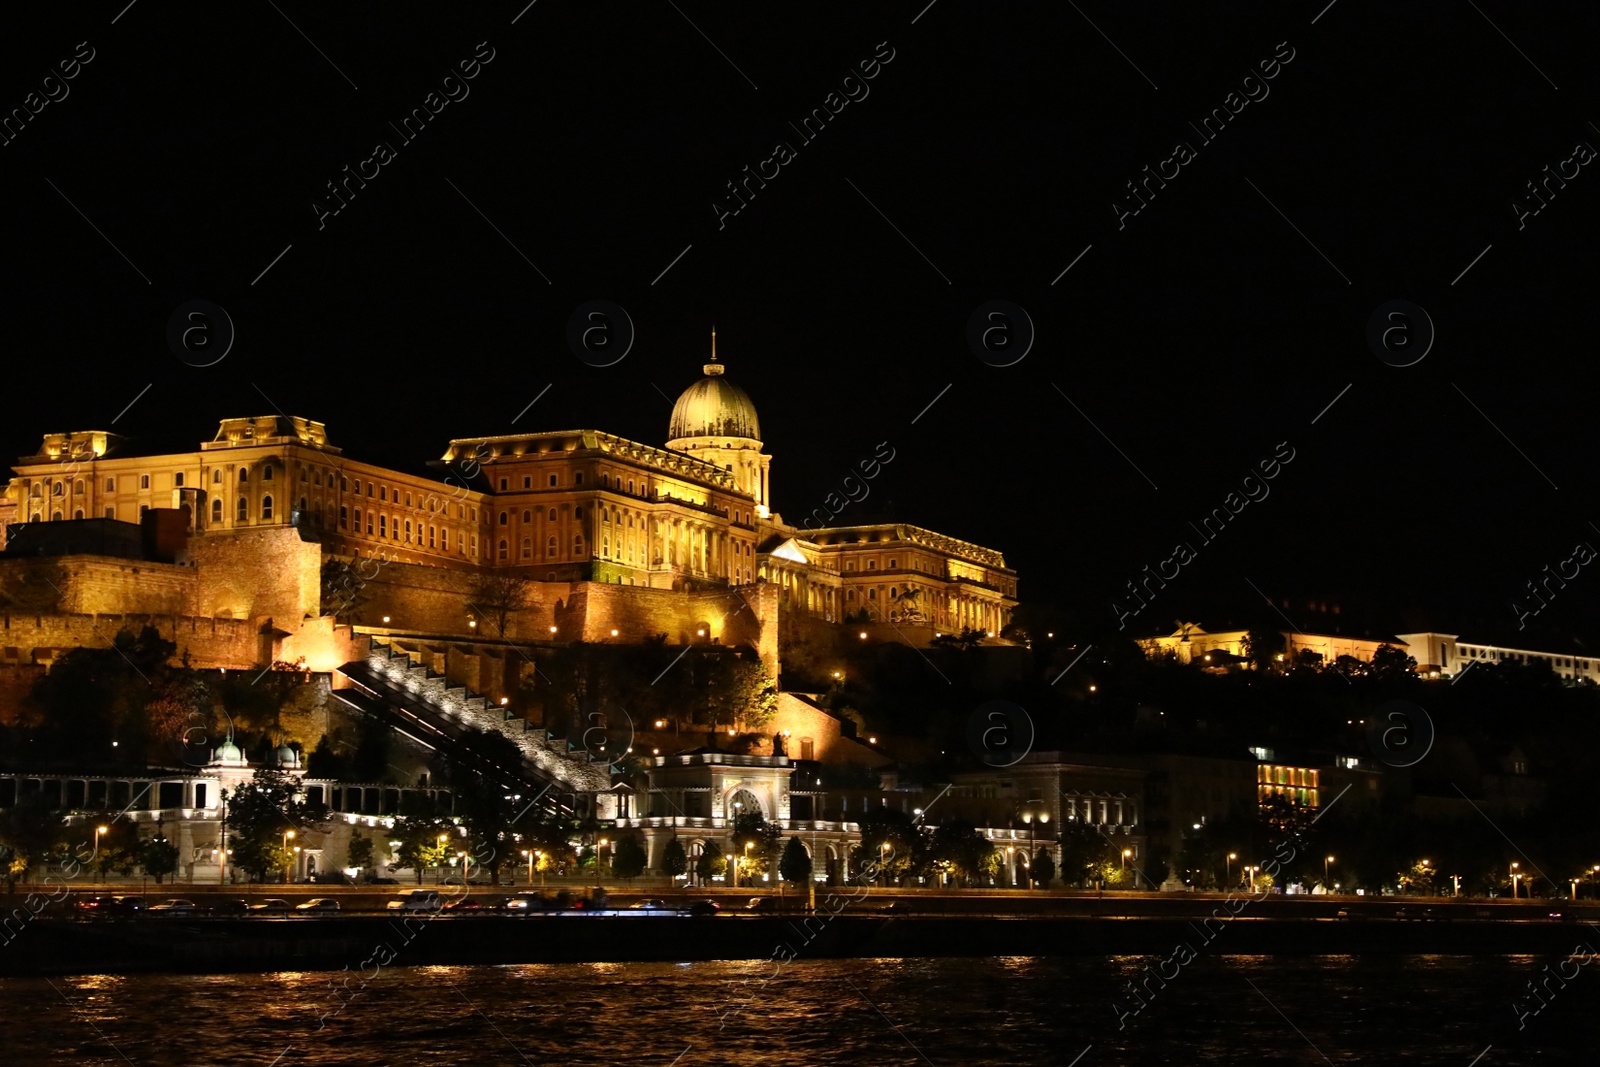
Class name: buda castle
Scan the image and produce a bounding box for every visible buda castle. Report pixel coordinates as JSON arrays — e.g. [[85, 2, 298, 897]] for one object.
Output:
[[0, 345, 1017, 668]]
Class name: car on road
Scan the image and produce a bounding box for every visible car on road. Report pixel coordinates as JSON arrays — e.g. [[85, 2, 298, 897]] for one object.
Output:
[[444, 896, 506, 912], [682, 899, 721, 917], [109, 895, 147, 914], [212, 899, 252, 916], [386, 889, 443, 912], [1549, 910, 1576, 922], [631, 898, 672, 911], [296, 898, 341, 914], [744, 897, 777, 914], [147, 899, 198, 913], [248, 898, 293, 916], [75, 895, 119, 914]]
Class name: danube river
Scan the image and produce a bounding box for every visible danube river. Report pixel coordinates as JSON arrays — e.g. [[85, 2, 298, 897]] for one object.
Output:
[[2, 954, 1594, 1065]]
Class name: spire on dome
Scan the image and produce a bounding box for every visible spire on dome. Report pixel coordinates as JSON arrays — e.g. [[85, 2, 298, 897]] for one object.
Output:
[[705, 326, 723, 376]]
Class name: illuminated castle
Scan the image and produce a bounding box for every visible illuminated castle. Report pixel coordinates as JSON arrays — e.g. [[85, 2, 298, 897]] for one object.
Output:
[[0, 342, 1017, 660]]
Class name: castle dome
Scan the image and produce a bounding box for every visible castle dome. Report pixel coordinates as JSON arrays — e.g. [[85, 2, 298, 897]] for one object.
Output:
[[668, 335, 760, 442]]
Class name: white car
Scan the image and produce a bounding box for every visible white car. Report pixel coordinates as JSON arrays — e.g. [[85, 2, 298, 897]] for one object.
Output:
[[296, 898, 341, 914], [147, 899, 197, 913], [386, 889, 443, 912]]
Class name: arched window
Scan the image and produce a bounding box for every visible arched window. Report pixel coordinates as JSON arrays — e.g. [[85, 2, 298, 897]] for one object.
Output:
[[73, 509, 84, 520], [379, 487, 387, 501], [498, 539, 509, 561], [404, 520, 412, 542], [868, 589, 877, 600], [30, 513, 40, 523], [52, 482, 63, 496], [301, 468, 309, 482], [139, 475, 150, 489], [602, 473, 609, 487], [340, 476, 348, 491], [73, 480, 84, 495], [104, 507, 115, 519], [575, 472, 584, 486], [574, 506, 583, 519], [261, 495, 274, 520], [212, 499, 223, 522], [547, 508, 557, 521], [262, 465, 273, 481], [521, 509, 531, 523], [239, 467, 248, 482], [366, 513, 373, 534], [547, 536, 557, 558], [521, 536, 532, 558], [628, 479, 635, 494], [29, 484, 40, 498], [428, 526, 436, 548], [442, 528, 449, 551], [237, 498, 248, 521], [573, 534, 584, 554], [379, 515, 387, 537], [499, 511, 508, 526], [212, 469, 222, 484], [602, 536, 610, 556], [340, 505, 349, 528]]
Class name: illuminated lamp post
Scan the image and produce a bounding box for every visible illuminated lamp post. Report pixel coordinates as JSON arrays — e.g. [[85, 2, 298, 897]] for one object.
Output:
[[1227, 852, 1237, 887]]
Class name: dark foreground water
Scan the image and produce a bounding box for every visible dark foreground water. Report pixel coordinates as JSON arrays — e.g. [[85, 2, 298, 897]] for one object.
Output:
[[3, 954, 1596, 1066]]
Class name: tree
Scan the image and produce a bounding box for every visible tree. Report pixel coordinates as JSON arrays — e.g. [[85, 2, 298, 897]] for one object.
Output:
[[926, 819, 996, 887], [730, 811, 783, 880], [391, 815, 454, 884], [779, 836, 812, 885], [1242, 628, 1284, 671], [306, 734, 350, 779], [346, 831, 374, 871], [850, 808, 922, 884], [0, 794, 66, 890], [139, 835, 180, 884], [695, 841, 726, 884], [1371, 643, 1419, 680], [1056, 823, 1118, 888], [613, 836, 647, 881], [226, 768, 326, 883], [1032, 847, 1055, 888], [931, 627, 986, 652], [466, 571, 535, 638], [663, 838, 688, 880]]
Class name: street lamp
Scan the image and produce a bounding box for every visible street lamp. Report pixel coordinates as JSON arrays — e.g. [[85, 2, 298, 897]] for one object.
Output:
[[879, 842, 890, 890], [1510, 861, 1520, 900], [437, 833, 449, 884], [282, 829, 295, 884], [1325, 855, 1334, 888], [1227, 852, 1237, 887], [522, 849, 533, 886], [536, 850, 546, 888], [1246, 865, 1259, 889], [93, 825, 109, 881], [293, 846, 302, 883], [457, 851, 469, 886]]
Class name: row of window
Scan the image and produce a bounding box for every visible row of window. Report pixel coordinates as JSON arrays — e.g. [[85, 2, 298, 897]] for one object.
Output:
[[1461, 646, 1592, 671]]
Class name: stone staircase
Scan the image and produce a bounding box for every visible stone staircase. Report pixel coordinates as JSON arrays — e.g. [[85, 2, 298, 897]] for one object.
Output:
[[339, 637, 612, 795]]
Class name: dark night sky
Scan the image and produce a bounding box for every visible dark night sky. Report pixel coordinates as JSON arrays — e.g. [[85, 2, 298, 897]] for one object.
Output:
[[4, 2, 1598, 643]]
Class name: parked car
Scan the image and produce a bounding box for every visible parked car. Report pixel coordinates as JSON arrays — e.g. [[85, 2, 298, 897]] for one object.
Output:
[[148, 899, 197, 913], [212, 899, 252, 916], [75, 895, 119, 914], [631, 898, 671, 911], [744, 896, 778, 913], [683, 899, 721, 917], [295, 898, 341, 914], [386, 890, 443, 912], [247, 898, 292, 916], [110, 895, 147, 914], [445, 896, 506, 912]]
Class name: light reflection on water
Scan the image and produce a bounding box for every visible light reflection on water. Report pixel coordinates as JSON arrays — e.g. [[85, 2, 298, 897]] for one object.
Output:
[[2, 955, 1596, 1066]]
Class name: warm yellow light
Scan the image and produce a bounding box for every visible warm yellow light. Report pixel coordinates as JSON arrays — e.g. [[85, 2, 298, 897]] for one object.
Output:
[[469, 620, 477, 627], [500, 697, 509, 705], [611, 629, 619, 637], [1228, 853, 1237, 860], [654, 720, 666, 728], [868, 736, 877, 744], [382, 616, 391, 624], [652, 748, 660, 755], [697, 628, 705, 636], [859, 632, 867, 639], [1088, 685, 1097, 692], [727, 727, 736, 735], [549, 625, 558, 633], [96, 825, 108, 835], [1123, 849, 1132, 857], [286, 830, 295, 840]]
